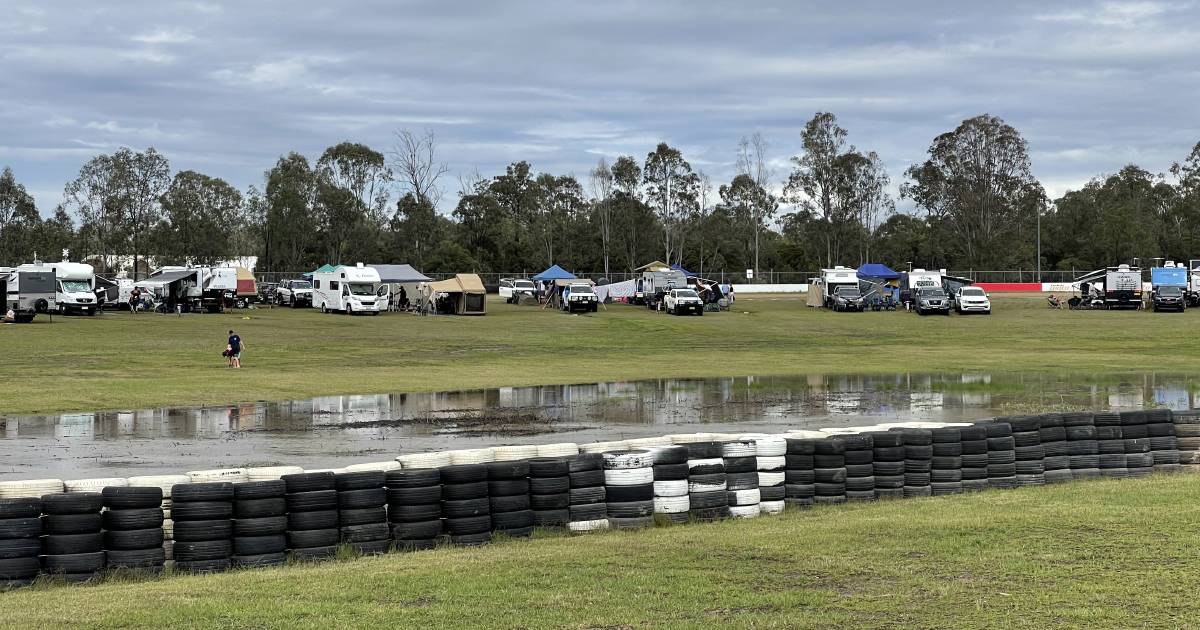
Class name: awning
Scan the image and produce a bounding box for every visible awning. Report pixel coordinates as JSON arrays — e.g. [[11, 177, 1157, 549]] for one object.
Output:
[[371, 264, 432, 284], [532, 265, 576, 281], [635, 260, 671, 272], [136, 269, 197, 288], [856, 263, 900, 280], [670, 263, 695, 277]]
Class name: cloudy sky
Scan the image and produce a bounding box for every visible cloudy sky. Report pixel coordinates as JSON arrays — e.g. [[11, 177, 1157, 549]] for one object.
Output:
[[2, 0, 1199, 215]]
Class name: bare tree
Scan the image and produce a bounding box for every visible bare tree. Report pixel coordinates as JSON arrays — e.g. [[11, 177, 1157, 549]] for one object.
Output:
[[457, 167, 486, 198], [736, 133, 776, 277], [390, 129, 448, 207], [588, 158, 614, 277]]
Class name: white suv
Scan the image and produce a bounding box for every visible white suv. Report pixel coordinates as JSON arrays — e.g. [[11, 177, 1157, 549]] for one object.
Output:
[[562, 284, 598, 313], [499, 278, 536, 304], [954, 286, 991, 314], [665, 288, 704, 316]]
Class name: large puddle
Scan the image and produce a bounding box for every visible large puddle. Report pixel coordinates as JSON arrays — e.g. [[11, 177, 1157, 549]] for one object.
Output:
[[1, 373, 1194, 480]]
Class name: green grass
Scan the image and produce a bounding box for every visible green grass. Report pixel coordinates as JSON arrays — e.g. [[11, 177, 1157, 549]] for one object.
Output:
[[5, 474, 1200, 628], [3, 293, 1196, 415]]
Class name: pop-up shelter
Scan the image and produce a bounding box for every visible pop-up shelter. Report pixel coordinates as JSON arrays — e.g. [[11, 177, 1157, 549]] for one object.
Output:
[[532, 265, 576, 282]]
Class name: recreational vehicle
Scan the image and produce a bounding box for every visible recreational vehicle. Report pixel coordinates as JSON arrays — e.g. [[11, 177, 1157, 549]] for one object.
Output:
[[0, 266, 56, 322], [17, 262, 97, 315], [312, 264, 382, 314]]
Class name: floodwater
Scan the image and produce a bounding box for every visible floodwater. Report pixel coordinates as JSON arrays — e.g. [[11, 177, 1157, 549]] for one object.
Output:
[[1, 373, 1194, 480]]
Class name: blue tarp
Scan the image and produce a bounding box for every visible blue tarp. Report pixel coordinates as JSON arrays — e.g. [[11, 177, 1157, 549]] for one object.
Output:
[[532, 264, 577, 281], [857, 263, 900, 280], [671, 263, 696, 277]]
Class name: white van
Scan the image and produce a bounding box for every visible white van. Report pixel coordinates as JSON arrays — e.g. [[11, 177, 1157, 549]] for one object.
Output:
[[312, 264, 382, 315], [17, 262, 97, 315]]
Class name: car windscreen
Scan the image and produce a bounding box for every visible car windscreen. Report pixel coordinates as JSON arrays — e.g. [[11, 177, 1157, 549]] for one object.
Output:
[[514, 281, 535, 289], [961, 287, 984, 296], [61, 280, 91, 293], [675, 290, 698, 298], [292, 281, 312, 289], [921, 289, 946, 298], [570, 286, 594, 294], [834, 286, 860, 297], [347, 283, 375, 296], [1159, 286, 1183, 296]]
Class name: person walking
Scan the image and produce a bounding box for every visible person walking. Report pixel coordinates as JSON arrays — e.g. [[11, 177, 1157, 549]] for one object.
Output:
[[129, 286, 141, 313], [227, 329, 244, 368]]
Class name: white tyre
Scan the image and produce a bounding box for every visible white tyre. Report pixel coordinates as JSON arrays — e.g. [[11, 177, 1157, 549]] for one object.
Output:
[[604, 467, 654, 486], [653, 495, 690, 513], [602, 450, 654, 470], [728, 489, 761, 506], [666, 434, 706, 444], [535, 443, 579, 457], [758, 472, 786, 487], [493, 445, 539, 461], [127, 475, 190, 497], [689, 479, 726, 493], [448, 449, 496, 465], [186, 468, 248, 484], [729, 504, 761, 518], [753, 438, 787, 457], [760, 500, 786, 515], [652, 479, 689, 497], [687, 458, 723, 471], [302, 468, 347, 474], [397, 452, 452, 469], [64, 477, 128, 492], [786, 430, 827, 439], [244, 466, 304, 481], [0, 479, 65, 499], [344, 461, 401, 472], [579, 441, 630, 454], [756, 456, 786, 472], [626, 436, 672, 448], [721, 441, 758, 457], [567, 519, 610, 533]]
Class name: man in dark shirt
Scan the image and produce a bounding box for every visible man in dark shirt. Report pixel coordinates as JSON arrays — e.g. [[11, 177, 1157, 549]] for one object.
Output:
[[227, 330, 243, 368]]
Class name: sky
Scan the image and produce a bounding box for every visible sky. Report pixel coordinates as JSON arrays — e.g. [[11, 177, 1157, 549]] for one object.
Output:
[[2, 0, 1199, 216]]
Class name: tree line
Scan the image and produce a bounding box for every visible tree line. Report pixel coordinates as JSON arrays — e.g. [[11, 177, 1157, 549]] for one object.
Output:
[[2, 113, 1199, 278]]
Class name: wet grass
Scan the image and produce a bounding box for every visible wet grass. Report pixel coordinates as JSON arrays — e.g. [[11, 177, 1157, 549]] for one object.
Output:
[[4, 292, 1200, 415], [5, 473, 1200, 628]]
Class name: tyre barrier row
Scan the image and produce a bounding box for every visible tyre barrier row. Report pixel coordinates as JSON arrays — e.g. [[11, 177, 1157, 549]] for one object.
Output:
[[0, 410, 1193, 592]]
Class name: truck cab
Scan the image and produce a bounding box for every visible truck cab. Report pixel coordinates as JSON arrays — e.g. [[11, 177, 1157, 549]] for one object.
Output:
[[664, 288, 704, 315], [276, 279, 314, 307], [562, 283, 598, 313], [830, 284, 864, 312], [499, 278, 536, 304]]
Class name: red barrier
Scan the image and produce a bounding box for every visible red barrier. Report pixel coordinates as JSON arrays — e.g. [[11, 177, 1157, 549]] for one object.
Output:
[[975, 282, 1041, 292]]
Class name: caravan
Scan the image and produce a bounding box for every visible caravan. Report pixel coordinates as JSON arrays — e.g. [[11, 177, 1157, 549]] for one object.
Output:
[[17, 262, 97, 315], [312, 264, 382, 314], [0, 266, 56, 322]]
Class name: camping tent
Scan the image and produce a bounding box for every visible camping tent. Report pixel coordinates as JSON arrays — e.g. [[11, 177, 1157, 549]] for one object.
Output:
[[532, 265, 576, 281], [371, 264, 432, 310], [856, 263, 900, 280], [425, 273, 486, 315], [635, 260, 671, 272]]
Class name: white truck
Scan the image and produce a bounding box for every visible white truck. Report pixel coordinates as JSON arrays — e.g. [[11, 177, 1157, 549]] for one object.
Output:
[[312, 264, 382, 315], [275, 279, 314, 308], [17, 262, 98, 315], [664, 288, 704, 315], [561, 282, 599, 313], [499, 278, 536, 304], [0, 266, 57, 322]]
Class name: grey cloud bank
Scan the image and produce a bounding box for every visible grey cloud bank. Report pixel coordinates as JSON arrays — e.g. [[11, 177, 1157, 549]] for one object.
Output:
[[2, 0, 1198, 213]]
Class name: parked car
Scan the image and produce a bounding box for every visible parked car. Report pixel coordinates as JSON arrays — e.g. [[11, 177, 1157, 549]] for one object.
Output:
[[830, 284, 864, 312], [562, 283, 598, 313], [954, 286, 992, 315], [1152, 285, 1186, 312], [276, 279, 314, 307], [914, 286, 951, 316], [664, 288, 704, 315], [499, 278, 536, 304]]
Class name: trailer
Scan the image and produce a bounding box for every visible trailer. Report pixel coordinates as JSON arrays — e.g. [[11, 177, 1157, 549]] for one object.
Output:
[[812, 266, 863, 311], [637, 269, 687, 310], [16, 262, 97, 315], [899, 268, 945, 308], [1187, 260, 1200, 306], [312, 264, 382, 314], [0, 267, 56, 322], [1072, 264, 1143, 309]]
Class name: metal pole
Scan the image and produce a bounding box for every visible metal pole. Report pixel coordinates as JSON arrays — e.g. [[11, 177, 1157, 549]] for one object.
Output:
[[1036, 208, 1041, 283]]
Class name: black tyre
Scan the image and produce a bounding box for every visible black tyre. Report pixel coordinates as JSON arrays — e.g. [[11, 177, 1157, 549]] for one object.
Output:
[[0, 517, 42, 539], [450, 532, 492, 546], [392, 519, 442, 540], [352, 539, 392, 555], [232, 552, 286, 568], [0, 557, 40, 579], [42, 552, 106, 574], [287, 528, 338, 549], [290, 546, 337, 561], [445, 515, 491, 535], [684, 442, 722, 458], [101, 486, 164, 509], [107, 547, 166, 568], [567, 453, 603, 472], [339, 507, 387, 526], [234, 535, 286, 555], [281, 472, 336, 493], [604, 484, 653, 503], [813, 454, 845, 468], [386, 469, 441, 488], [287, 510, 338, 531], [335, 471, 385, 491], [234, 515, 288, 537], [0, 538, 41, 560], [173, 519, 233, 542], [486, 461, 530, 480], [234, 498, 286, 519], [491, 510, 535, 530], [569, 503, 606, 521], [387, 486, 443, 504], [42, 513, 101, 535], [814, 468, 847, 484], [174, 540, 234, 561], [286, 490, 338, 512], [569, 469, 605, 487], [176, 558, 232, 573], [232, 480, 286, 500], [784, 470, 815, 484], [440, 465, 488, 484], [569, 487, 606, 505], [651, 447, 689, 465], [531, 493, 570, 510], [487, 479, 530, 497], [652, 463, 689, 480], [442, 498, 490, 519], [529, 477, 569, 494], [396, 538, 437, 552], [722, 457, 756, 473], [41, 492, 104, 515], [606, 500, 653, 518], [785, 438, 818, 455], [338, 488, 386, 510], [387, 504, 441, 523], [533, 509, 570, 526], [490, 494, 531, 512], [173, 482, 235, 502], [726, 472, 759, 490], [440, 482, 488, 501], [172, 501, 232, 521], [103, 528, 164, 551], [785, 454, 815, 469]]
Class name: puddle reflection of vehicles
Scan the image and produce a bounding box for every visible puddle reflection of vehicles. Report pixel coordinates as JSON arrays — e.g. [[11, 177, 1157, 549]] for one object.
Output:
[[914, 286, 951, 315], [953, 286, 992, 314], [664, 288, 704, 315], [499, 278, 536, 304], [562, 283, 598, 313]]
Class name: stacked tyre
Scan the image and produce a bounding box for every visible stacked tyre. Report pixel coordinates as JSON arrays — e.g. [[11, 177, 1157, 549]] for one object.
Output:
[[604, 450, 655, 529], [488, 460, 535, 538], [1146, 409, 1182, 473], [40, 493, 105, 582], [651, 446, 690, 523], [282, 473, 339, 561], [566, 454, 608, 533], [783, 438, 816, 508], [813, 438, 847, 505], [1009, 416, 1045, 487], [958, 424, 990, 492], [871, 432, 905, 499], [1173, 411, 1200, 468], [754, 438, 786, 514], [101, 486, 166, 573], [722, 440, 760, 517], [1067, 413, 1102, 480], [686, 443, 729, 520], [900, 429, 932, 498], [1094, 412, 1127, 479], [930, 427, 964, 495], [985, 421, 1018, 489], [1124, 436, 1154, 478], [1038, 413, 1073, 484], [0, 497, 42, 590], [336, 472, 390, 555], [440, 465, 491, 546], [127, 474, 189, 563], [170, 482, 233, 573], [841, 434, 875, 502], [528, 458, 571, 528], [230, 480, 287, 568], [385, 468, 442, 551]]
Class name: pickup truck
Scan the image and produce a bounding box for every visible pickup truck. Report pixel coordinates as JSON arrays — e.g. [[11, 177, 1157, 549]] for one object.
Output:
[[664, 288, 704, 315], [562, 283, 598, 313], [914, 286, 951, 316], [275, 279, 314, 307], [499, 278, 537, 304]]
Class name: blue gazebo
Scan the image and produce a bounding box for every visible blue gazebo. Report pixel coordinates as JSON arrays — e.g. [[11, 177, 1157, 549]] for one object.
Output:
[[532, 265, 577, 281]]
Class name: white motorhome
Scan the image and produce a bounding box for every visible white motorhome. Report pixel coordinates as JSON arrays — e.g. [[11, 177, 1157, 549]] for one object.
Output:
[[312, 264, 382, 315], [17, 262, 97, 315]]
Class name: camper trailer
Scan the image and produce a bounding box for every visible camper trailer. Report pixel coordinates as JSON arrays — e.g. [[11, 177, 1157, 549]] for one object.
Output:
[[638, 269, 687, 309], [17, 262, 97, 315], [816, 266, 861, 310], [900, 268, 946, 308], [312, 264, 382, 314], [1105, 264, 1142, 309], [0, 267, 56, 322]]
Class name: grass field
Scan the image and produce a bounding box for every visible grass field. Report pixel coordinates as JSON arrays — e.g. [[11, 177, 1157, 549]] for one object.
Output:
[[5, 474, 1200, 628], [2, 293, 1196, 415]]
